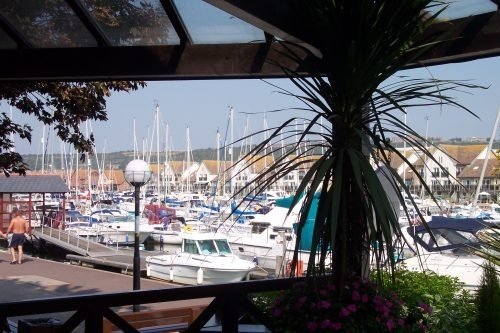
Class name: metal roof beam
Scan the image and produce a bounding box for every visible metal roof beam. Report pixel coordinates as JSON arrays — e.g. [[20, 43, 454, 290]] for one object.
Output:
[[407, 11, 500, 68], [65, 0, 111, 47], [0, 12, 32, 48], [159, 0, 191, 44], [204, 0, 322, 58], [0, 43, 307, 81], [250, 32, 274, 74]]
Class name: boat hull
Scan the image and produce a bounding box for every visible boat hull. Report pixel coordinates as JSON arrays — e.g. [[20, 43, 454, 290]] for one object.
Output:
[[146, 254, 254, 285], [149, 232, 182, 245]]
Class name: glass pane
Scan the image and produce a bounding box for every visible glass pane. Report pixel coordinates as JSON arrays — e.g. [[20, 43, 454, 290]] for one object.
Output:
[[0, 0, 96, 48], [215, 239, 232, 255], [0, 29, 16, 49], [173, 0, 265, 44], [429, 0, 497, 20], [198, 239, 217, 255], [184, 239, 199, 254], [82, 0, 179, 46]]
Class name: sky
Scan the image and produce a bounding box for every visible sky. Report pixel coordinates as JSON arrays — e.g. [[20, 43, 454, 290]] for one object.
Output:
[[3, 56, 500, 155]]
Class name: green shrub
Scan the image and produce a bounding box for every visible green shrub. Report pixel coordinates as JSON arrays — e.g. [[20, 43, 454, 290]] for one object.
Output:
[[475, 261, 500, 332], [375, 267, 477, 333]]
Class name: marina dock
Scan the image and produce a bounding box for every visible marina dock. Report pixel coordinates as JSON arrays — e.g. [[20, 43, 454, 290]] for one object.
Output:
[[31, 226, 164, 274]]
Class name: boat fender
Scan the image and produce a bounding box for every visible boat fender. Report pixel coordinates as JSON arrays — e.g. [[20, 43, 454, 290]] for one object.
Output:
[[169, 268, 174, 281], [184, 225, 193, 233], [197, 268, 204, 285]]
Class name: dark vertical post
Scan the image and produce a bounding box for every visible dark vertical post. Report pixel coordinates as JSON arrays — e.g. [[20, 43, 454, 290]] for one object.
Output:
[[133, 184, 141, 312]]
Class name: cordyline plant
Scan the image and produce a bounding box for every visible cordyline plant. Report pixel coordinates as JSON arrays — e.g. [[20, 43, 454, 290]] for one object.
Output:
[[229, 0, 486, 289]]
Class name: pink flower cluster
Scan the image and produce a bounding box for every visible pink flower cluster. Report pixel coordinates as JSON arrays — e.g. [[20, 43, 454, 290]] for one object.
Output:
[[271, 277, 430, 333]]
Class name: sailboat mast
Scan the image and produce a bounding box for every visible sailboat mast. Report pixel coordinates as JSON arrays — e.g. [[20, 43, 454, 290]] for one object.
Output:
[[133, 118, 138, 160], [403, 112, 407, 188], [41, 125, 46, 173], [217, 129, 220, 196], [420, 116, 429, 199], [186, 126, 191, 193], [167, 123, 170, 197], [230, 106, 234, 197], [75, 149, 79, 206], [156, 103, 160, 195], [471, 107, 500, 210]]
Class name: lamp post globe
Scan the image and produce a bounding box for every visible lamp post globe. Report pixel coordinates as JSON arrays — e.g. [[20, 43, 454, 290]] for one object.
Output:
[[124, 159, 152, 187], [124, 159, 152, 311]]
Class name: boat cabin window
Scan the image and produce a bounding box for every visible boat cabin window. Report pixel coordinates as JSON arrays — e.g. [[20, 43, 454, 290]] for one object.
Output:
[[214, 239, 232, 255], [198, 239, 217, 255], [251, 222, 270, 234], [184, 239, 199, 254]]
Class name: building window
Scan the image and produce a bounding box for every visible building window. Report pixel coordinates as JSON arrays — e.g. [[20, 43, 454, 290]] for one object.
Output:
[[432, 168, 440, 178], [441, 167, 449, 178]]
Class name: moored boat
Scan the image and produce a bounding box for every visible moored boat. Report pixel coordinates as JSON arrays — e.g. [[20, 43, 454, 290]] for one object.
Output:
[[399, 216, 498, 289], [145, 231, 256, 285], [149, 219, 213, 245], [95, 215, 154, 245]]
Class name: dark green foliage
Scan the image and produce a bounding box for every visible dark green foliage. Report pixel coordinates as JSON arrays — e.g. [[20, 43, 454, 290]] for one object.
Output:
[[376, 268, 477, 333], [0, 81, 145, 176], [475, 261, 500, 332]]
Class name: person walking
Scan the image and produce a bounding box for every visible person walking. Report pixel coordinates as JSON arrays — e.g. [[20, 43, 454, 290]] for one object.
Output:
[[6, 207, 30, 264]]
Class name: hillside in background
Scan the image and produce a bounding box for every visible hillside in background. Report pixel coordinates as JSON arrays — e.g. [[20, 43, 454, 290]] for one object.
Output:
[[20, 139, 499, 172], [21, 147, 245, 172]]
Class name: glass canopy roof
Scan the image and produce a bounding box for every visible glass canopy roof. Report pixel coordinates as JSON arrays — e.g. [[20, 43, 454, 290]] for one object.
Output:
[[0, 0, 497, 81], [428, 0, 497, 20], [174, 0, 265, 44], [0, 0, 494, 49]]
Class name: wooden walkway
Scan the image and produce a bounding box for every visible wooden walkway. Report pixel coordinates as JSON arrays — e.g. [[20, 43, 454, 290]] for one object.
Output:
[[32, 226, 162, 274]]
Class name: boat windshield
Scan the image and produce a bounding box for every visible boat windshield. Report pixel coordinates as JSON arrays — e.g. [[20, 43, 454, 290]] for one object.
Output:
[[417, 228, 479, 252], [198, 239, 218, 255], [214, 239, 232, 255]]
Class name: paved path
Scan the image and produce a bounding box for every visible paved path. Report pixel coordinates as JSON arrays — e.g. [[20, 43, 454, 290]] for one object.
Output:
[[0, 249, 212, 331]]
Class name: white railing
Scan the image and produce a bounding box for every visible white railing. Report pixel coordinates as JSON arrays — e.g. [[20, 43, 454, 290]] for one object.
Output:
[[36, 217, 126, 252]]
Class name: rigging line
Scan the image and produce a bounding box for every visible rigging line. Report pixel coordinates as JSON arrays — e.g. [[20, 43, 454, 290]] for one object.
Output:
[[87, 121, 103, 188]]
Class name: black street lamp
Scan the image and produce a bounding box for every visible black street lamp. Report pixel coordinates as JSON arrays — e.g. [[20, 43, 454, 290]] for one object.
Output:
[[124, 159, 152, 312]]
